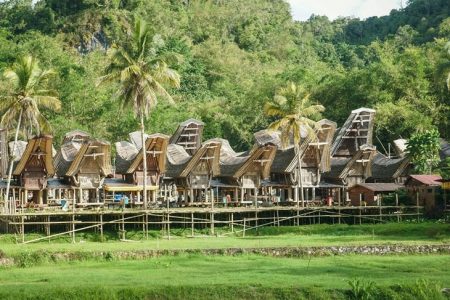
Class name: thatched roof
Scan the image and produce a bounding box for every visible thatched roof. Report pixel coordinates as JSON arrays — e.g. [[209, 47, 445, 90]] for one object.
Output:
[[393, 139, 407, 157], [169, 119, 204, 155], [370, 152, 411, 181], [207, 138, 276, 179], [254, 130, 282, 148], [47, 178, 72, 189], [237, 144, 277, 179], [128, 131, 149, 150], [54, 135, 112, 178], [116, 133, 169, 175], [62, 129, 90, 144], [165, 140, 220, 178], [66, 139, 112, 177], [181, 140, 221, 177], [264, 119, 337, 174], [115, 141, 138, 174], [54, 140, 83, 177], [315, 119, 337, 172], [165, 144, 191, 178], [324, 144, 376, 180], [13, 135, 55, 176], [271, 147, 296, 174], [323, 157, 351, 179], [8, 140, 28, 161], [331, 108, 375, 157], [204, 138, 247, 177]]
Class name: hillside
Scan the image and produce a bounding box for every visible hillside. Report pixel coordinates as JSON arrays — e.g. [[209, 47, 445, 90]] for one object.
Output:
[[0, 0, 449, 151]]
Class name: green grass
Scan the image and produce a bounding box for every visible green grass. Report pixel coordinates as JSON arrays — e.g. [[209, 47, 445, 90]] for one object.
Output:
[[1, 222, 450, 299], [1, 222, 449, 256], [0, 254, 449, 299]]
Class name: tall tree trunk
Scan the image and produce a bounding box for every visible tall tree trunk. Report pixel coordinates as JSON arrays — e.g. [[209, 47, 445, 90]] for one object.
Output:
[[5, 109, 22, 214], [296, 144, 304, 208], [140, 114, 147, 210]]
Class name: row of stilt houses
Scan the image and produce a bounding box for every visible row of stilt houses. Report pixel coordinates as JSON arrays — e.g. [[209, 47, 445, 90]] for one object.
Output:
[[0, 107, 413, 213]]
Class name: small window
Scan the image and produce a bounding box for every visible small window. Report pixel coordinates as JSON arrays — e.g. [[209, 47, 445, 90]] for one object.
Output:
[[427, 189, 433, 193]]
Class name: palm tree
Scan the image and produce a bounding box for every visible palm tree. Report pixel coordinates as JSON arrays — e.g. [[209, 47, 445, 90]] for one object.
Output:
[[99, 18, 180, 209], [264, 82, 324, 207], [1, 55, 61, 213]]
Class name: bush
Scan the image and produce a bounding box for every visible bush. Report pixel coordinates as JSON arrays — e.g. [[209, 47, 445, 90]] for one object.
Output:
[[347, 279, 376, 300]]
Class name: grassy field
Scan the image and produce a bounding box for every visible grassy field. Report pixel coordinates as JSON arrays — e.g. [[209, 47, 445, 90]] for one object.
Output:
[[1, 222, 449, 299], [0, 254, 449, 299], [1, 222, 449, 255]]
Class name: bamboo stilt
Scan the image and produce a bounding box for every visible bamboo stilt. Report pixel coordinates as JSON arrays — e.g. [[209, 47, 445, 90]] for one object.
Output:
[[100, 213, 104, 242]]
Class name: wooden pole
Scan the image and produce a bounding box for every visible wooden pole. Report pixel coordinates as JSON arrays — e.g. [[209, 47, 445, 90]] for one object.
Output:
[[46, 215, 50, 237], [71, 214, 75, 243], [210, 212, 215, 235], [359, 194, 362, 225], [21, 215, 25, 243], [12, 188, 16, 212], [395, 193, 400, 223], [100, 213, 104, 242], [379, 194, 382, 222], [167, 212, 171, 240], [72, 189, 76, 213], [416, 191, 420, 221], [145, 212, 149, 240], [231, 213, 234, 233], [191, 212, 194, 236], [121, 212, 125, 240]]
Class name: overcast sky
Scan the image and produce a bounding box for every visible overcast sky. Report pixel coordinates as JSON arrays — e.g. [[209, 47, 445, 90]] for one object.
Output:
[[286, 0, 403, 21]]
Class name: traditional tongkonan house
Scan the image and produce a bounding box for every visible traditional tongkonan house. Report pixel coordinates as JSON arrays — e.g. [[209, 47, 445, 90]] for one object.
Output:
[[169, 119, 204, 155], [164, 140, 221, 206], [259, 119, 338, 206], [12, 135, 55, 207], [0, 140, 27, 209], [367, 152, 411, 184], [323, 108, 377, 202], [54, 132, 112, 205], [210, 138, 277, 206], [111, 132, 169, 205]]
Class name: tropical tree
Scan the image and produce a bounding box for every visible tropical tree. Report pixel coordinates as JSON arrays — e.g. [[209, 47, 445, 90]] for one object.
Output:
[[406, 129, 441, 174], [1, 55, 61, 213], [264, 82, 324, 207], [435, 41, 450, 91], [98, 18, 180, 209]]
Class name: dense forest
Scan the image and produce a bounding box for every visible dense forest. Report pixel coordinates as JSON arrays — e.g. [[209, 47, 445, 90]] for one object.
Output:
[[0, 0, 449, 152]]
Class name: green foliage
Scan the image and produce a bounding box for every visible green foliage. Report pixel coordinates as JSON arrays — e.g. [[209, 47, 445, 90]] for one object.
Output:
[[439, 157, 450, 179], [98, 17, 180, 120], [0, 0, 448, 150], [406, 129, 441, 174], [1, 55, 61, 144], [401, 279, 447, 300], [0, 254, 450, 300], [347, 279, 376, 300], [265, 82, 324, 147]]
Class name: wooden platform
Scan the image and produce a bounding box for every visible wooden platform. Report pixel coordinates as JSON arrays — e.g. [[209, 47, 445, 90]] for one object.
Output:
[[0, 204, 423, 244]]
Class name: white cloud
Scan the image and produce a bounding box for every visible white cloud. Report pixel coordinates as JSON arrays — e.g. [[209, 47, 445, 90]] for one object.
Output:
[[287, 0, 403, 21]]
